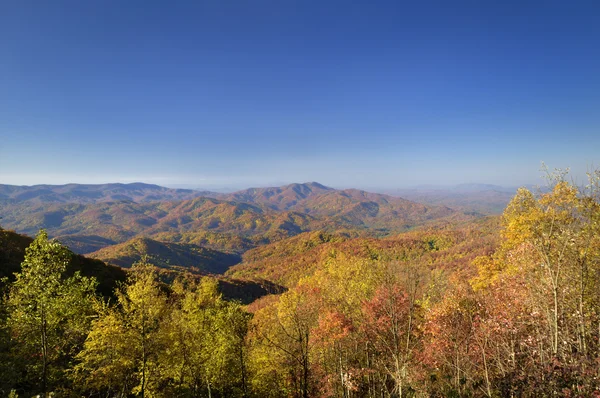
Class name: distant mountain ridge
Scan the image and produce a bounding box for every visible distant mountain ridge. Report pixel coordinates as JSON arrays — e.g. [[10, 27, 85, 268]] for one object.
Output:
[[382, 184, 518, 215], [0, 182, 214, 204], [403, 183, 515, 193], [218, 184, 456, 230], [219, 182, 334, 210], [443, 184, 511, 193], [0, 182, 470, 258]]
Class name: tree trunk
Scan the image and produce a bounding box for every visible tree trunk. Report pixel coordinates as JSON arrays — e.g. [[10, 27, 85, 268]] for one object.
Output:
[[206, 374, 212, 398], [302, 330, 309, 398], [481, 339, 492, 397], [553, 285, 559, 356], [41, 307, 48, 398], [141, 322, 146, 398], [239, 343, 247, 397]]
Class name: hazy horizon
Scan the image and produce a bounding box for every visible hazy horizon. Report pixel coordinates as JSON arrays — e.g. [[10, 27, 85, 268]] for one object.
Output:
[[0, 177, 545, 194], [2, 1, 599, 188], [0, 163, 594, 191]]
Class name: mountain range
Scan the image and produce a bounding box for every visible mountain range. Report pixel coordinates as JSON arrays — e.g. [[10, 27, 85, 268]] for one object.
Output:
[[383, 184, 518, 215], [0, 182, 464, 256], [0, 180, 505, 303], [0, 182, 213, 204]]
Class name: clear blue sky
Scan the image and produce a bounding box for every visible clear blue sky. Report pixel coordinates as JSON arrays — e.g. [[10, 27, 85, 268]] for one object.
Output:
[[1, 0, 599, 189]]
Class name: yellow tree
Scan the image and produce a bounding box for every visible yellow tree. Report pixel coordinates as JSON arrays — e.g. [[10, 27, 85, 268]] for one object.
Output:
[[162, 276, 250, 397], [75, 259, 168, 397], [472, 169, 600, 394], [249, 287, 319, 398], [501, 179, 600, 359]]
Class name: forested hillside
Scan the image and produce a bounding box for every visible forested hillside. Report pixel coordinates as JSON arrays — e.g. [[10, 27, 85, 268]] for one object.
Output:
[[0, 183, 465, 256], [88, 236, 240, 273], [0, 182, 213, 204], [4, 0, 598, 394], [1, 171, 599, 397]]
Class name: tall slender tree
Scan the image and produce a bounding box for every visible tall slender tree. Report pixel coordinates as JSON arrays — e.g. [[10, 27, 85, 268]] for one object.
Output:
[[5, 230, 97, 396], [74, 258, 168, 397]]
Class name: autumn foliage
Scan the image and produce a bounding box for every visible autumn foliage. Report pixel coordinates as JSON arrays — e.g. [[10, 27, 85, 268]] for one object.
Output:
[[1, 171, 600, 396]]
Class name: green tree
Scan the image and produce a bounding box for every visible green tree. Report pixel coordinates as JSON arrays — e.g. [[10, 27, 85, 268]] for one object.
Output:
[[5, 230, 97, 396], [0, 296, 18, 396], [74, 258, 168, 397]]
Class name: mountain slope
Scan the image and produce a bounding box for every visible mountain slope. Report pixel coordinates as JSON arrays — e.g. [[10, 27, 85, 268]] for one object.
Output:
[[0, 227, 278, 303], [226, 216, 500, 287], [88, 237, 241, 274], [222, 183, 458, 231], [55, 235, 118, 254], [0, 227, 126, 297], [221, 182, 334, 210], [1, 182, 470, 257], [0, 196, 327, 246], [0, 182, 212, 204], [296, 189, 455, 229], [150, 231, 258, 255]]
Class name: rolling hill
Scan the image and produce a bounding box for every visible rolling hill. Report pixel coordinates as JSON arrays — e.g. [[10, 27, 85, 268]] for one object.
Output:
[[226, 216, 500, 287], [88, 236, 240, 274], [0, 227, 280, 303], [0, 196, 330, 251], [294, 188, 455, 229], [0, 227, 126, 297], [0, 182, 213, 204], [219, 183, 457, 230], [222, 183, 454, 219], [0, 183, 466, 257], [220, 182, 334, 210]]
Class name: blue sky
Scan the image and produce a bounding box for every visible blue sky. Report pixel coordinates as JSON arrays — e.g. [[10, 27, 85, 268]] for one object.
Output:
[[1, 0, 599, 189]]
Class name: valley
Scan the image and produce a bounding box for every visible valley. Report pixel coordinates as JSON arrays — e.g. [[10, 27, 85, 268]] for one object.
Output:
[[2, 177, 598, 397], [0, 181, 470, 264]]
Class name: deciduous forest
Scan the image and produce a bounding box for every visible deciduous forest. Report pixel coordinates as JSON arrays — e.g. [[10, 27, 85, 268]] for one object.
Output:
[[1, 170, 599, 397], [4, 0, 600, 396]]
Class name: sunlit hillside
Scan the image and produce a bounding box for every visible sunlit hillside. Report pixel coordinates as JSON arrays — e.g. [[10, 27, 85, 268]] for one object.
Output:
[[2, 0, 599, 396]]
